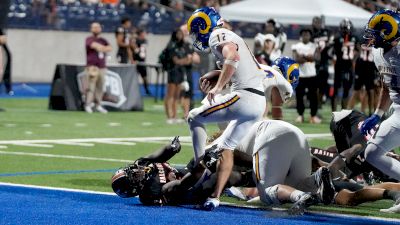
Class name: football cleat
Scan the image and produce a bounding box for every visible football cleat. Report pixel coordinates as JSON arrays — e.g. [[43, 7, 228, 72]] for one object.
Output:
[[288, 193, 319, 216], [203, 197, 220, 211], [315, 167, 335, 205]]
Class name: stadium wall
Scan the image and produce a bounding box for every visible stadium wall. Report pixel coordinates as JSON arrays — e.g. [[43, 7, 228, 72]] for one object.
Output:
[[7, 29, 295, 83]]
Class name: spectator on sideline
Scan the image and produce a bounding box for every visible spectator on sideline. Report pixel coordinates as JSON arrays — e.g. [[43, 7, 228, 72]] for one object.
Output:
[[292, 28, 321, 124], [115, 17, 133, 64], [312, 16, 332, 107], [134, 29, 151, 96], [0, 28, 12, 95], [264, 18, 287, 53], [255, 34, 281, 66], [180, 24, 200, 119], [84, 22, 112, 114], [164, 29, 193, 124]]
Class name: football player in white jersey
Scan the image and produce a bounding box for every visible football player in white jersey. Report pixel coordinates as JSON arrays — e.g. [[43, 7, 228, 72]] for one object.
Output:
[[360, 10, 400, 181], [186, 7, 266, 210], [262, 57, 299, 119]]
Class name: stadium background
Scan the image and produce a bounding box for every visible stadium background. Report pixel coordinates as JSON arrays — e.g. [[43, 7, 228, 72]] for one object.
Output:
[[1, 0, 400, 224]]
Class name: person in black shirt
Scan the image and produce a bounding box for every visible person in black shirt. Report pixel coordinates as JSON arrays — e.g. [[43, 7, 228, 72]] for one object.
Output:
[[331, 19, 358, 111], [134, 29, 151, 95], [348, 44, 377, 115], [115, 17, 132, 64], [312, 16, 331, 106], [164, 29, 193, 124], [0, 28, 12, 95]]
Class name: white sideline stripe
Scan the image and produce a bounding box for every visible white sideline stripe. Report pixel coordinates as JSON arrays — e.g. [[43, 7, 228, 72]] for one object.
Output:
[[54, 141, 95, 147], [0, 146, 7, 149], [93, 140, 136, 146], [12, 143, 54, 148], [0, 182, 116, 196], [0, 151, 132, 163], [0, 182, 398, 223]]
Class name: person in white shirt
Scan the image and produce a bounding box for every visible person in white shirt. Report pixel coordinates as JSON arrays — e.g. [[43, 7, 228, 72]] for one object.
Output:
[[292, 28, 321, 124]]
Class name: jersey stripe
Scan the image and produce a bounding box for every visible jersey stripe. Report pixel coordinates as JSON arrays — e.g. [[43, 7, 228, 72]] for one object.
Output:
[[200, 95, 240, 117], [255, 152, 260, 181]]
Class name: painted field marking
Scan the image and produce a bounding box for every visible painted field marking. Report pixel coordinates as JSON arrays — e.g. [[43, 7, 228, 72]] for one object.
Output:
[[93, 140, 136, 146], [12, 143, 54, 148], [54, 141, 95, 147], [0, 151, 132, 163], [0, 169, 116, 177], [0, 133, 332, 149], [0, 182, 398, 223]]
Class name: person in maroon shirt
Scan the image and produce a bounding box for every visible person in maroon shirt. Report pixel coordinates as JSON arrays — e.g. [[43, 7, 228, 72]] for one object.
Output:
[[85, 22, 112, 114]]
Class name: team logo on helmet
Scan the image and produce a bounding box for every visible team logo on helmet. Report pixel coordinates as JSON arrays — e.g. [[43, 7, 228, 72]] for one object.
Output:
[[364, 9, 400, 48], [186, 7, 221, 51], [273, 57, 300, 89]]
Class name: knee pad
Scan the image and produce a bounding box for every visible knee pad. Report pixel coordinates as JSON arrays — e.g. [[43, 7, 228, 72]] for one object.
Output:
[[261, 185, 280, 205]]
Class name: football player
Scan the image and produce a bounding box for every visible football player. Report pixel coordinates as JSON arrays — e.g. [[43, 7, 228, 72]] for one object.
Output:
[[360, 9, 400, 181], [262, 57, 299, 120], [331, 19, 359, 111], [186, 7, 266, 210]]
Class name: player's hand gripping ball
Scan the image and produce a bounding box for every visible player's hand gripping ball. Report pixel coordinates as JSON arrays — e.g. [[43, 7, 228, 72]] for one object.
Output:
[[199, 70, 221, 93]]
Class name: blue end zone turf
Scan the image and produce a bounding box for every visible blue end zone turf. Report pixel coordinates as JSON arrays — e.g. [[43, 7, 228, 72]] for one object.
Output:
[[0, 184, 399, 225]]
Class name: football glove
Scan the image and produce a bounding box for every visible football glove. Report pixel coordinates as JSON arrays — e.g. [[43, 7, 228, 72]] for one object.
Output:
[[203, 145, 221, 170], [360, 114, 380, 135], [170, 136, 181, 153]]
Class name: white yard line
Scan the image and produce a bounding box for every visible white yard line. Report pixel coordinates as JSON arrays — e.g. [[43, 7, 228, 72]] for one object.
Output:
[[0, 151, 132, 163], [12, 143, 54, 148], [0, 134, 331, 149], [93, 140, 136, 146], [54, 141, 95, 147]]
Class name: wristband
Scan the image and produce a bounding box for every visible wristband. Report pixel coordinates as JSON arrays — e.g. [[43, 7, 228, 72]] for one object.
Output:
[[224, 59, 239, 69], [374, 109, 385, 117]]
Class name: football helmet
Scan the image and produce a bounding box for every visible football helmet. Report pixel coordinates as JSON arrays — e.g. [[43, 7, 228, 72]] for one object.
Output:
[[273, 57, 300, 89], [340, 18, 353, 34], [111, 162, 150, 198], [187, 7, 222, 51], [364, 9, 400, 48]]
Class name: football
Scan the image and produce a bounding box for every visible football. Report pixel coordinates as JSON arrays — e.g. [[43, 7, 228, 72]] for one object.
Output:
[[199, 70, 221, 91]]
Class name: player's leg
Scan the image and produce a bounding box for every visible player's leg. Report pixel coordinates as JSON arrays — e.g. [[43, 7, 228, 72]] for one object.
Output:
[[331, 69, 341, 112], [341, 70, 353, 110], [295, 77, 306, 122], [335, 187, 400, 206], [85, 66, 99, 113], [188, 91, 264, 162], [365, 110, 400, 181], [348, 69, 364, 110], [307, 76, 320, 123], [94, 69, 107, 113], [254, 135, 297, 203], [209, 119, 261, 199]]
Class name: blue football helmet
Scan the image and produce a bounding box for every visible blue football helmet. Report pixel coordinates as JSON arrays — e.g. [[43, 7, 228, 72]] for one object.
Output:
[[273, 57, 300, 89], [364, 9, 400, 48], [187, 7, 222, 51]]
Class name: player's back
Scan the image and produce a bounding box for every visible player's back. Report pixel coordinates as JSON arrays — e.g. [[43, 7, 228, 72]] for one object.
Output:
[[260, 64, 293, 102], [209, 28, 264, 91], [373, 45, 400, 104]]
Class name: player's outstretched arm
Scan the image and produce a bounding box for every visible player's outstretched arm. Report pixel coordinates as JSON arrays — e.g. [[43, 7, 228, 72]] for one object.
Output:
[[137, 136, 181, 164], [360, 84, 391, 135]]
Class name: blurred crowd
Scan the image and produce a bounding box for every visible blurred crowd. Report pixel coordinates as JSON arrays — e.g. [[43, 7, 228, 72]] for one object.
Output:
[[345, 0, 399, 12]]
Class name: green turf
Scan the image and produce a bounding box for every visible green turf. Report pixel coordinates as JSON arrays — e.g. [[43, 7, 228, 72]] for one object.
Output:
[[0, 98, 399, 220]]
